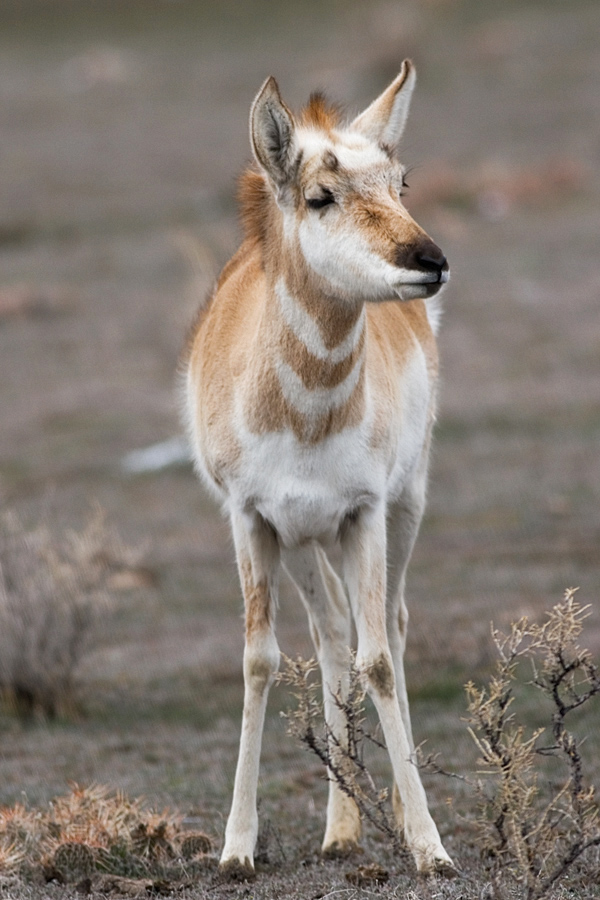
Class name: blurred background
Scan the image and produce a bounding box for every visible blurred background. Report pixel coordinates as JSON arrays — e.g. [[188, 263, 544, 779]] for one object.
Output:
[[0, 0, 598, 849]]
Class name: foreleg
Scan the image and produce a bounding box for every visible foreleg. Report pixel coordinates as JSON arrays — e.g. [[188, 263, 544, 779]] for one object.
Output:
[[220, 511, 280, 877], [385, 482, 426, 830], [342, 503, 453, 875]]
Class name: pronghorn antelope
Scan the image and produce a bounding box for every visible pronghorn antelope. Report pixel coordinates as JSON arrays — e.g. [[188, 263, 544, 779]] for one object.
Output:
[[184, 61, 454, 876]]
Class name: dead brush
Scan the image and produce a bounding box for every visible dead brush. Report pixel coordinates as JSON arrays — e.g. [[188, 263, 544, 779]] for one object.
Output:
[[462, 589, 600, 898], [280, 592, 600, 898], [45, 786, 180, 881], [0, 505, 142, 719], [278, 654, 405, 856], [0, 784, 213, 883]]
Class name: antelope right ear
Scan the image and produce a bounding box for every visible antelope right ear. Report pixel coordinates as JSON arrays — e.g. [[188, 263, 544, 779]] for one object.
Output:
[[250, 76, 297, 187]]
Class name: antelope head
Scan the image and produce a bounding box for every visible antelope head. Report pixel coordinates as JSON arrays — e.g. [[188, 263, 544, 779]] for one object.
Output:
[[249, 60, 449, 303]]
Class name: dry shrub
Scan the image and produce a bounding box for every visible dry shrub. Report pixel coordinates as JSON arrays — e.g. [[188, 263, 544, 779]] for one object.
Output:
[[0, 784, 213, 883], [279, 654, 405, 856], [464, 589, 600, 898], [0, 505, 141, 718], [281, 592, 600, 898]]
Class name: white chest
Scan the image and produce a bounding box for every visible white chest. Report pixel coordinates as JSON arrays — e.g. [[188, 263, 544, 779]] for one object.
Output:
[[226, 352, 431, 548]]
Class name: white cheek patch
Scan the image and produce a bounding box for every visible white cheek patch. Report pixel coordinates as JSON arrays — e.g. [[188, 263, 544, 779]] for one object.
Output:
[[298, 217, 401, 300], [276, 279, 365, 361]]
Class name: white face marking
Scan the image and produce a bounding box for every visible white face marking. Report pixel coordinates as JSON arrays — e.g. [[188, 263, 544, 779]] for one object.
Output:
[[275, 279, 365, 362], [296, 127, 388, 170], [298, 218, 428, 302]]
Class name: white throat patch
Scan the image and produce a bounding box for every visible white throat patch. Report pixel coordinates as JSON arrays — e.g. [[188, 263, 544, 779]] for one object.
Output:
[[275, 279, 365, 363]]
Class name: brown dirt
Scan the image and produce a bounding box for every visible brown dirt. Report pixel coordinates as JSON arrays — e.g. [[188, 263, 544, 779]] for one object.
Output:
[[0, 0, 599, 897]]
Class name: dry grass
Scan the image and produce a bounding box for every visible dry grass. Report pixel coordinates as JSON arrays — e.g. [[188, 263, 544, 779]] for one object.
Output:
[[0, 783, 213, 886], [0, 598, 598, 898], [0, 505, 143, 719]]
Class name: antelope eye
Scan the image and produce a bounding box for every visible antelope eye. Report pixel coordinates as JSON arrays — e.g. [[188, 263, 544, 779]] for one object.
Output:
[[398, 172, 410, 196], [306, 189, 335, 210]]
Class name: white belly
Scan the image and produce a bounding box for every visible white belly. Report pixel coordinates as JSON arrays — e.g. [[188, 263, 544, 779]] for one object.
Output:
[[231, 428, 382, 547]]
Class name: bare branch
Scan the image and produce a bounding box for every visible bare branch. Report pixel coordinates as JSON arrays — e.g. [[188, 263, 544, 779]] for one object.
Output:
[[279, 654, 404, 854], [464, 590, 600, 899]]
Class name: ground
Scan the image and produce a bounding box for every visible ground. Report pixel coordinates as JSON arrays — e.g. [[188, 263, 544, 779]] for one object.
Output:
[[0, 0, 599, 897]]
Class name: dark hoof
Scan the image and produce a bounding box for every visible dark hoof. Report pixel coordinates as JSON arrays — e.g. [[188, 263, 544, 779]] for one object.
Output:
[[419, 858, 460, 880], [435, 859, 460, 879], [321, 841, 363, 860], [218, 857, 256, 881]]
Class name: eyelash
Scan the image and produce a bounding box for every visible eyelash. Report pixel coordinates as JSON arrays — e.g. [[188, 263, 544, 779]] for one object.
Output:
[[306, 189, 335, 210], [306, 177, 408, 207]]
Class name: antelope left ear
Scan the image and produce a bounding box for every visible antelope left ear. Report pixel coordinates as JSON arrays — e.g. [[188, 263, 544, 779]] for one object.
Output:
[[250, 76, 297, 188], [351, 60, 416, 149]]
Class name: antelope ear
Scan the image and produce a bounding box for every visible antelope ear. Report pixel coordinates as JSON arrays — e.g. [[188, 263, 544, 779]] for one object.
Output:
[[351, 60, 416, 149], [250, 76, 297, 187]]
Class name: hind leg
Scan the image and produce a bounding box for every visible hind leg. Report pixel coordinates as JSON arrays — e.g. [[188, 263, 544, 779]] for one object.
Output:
[[283, 544, 361, 855]]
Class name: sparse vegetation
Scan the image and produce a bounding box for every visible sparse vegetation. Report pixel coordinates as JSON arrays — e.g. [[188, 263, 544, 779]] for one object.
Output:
[[278, 654, 407, 858], [0, 506, 142, 719], [0, 783, 214, 887], [281, 592, 600, 898], [2, 594, 596, 897], [463, 590, 600, 898]]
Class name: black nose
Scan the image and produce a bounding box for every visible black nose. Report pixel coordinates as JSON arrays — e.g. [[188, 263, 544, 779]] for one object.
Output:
[[416, 249, 447, 273], [399, 239, 448, 275], [414, 239, 447, 273]]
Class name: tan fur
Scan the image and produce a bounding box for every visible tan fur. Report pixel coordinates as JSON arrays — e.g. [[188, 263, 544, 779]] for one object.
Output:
[[238, 171, 273, 248], [286, 263, 365, 349], [279, 325, 365, 391], [242, 356, 366, 445], [299, 92, 343, 131], [241, 568, 272, 641]]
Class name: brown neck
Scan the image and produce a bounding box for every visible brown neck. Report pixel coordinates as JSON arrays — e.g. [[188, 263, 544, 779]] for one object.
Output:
[[245, 227, 367, 444]]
